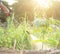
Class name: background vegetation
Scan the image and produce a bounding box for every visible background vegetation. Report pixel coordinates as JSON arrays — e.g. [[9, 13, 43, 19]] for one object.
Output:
[[0, 0, 60, 50]]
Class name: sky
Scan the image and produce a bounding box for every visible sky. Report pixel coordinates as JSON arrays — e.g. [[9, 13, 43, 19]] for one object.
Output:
[[4, 0, 60, 7], [4, 0, 17, 5]]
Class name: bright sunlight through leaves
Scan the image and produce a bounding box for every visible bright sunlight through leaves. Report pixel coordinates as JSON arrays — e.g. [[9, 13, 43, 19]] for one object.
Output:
[[34, 0, 51, 8]]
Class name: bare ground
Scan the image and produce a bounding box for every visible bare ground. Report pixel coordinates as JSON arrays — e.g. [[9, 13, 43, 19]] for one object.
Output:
[[0, 48, 60, 54]]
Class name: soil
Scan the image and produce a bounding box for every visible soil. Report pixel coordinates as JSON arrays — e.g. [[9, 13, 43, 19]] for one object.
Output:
[[0, 47, 60, 54]]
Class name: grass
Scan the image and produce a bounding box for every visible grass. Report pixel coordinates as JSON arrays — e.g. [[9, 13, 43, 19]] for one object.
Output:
[[0, 17, 60, 50]]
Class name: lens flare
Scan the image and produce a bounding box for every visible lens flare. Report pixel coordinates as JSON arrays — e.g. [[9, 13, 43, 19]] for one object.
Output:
[[34, 0, 51, 8]]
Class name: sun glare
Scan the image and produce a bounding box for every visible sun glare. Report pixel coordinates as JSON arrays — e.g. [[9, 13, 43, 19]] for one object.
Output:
[[5, 0, 17, 5], [34, 0, 51, 8]]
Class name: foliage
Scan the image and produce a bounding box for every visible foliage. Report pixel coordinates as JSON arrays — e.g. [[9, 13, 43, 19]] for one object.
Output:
[[32, 18, 60, 49], [0, 16, 60, 50], [0, 0, 60, 50], [0, 17, 31, 50]]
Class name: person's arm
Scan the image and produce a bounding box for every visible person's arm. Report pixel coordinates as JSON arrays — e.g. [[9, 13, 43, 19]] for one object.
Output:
[[0, 2, 10, 16]]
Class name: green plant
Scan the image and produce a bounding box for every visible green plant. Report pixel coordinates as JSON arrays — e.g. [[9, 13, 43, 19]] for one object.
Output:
[[0, 16, 32, 50], [32, 18, 60, 49]]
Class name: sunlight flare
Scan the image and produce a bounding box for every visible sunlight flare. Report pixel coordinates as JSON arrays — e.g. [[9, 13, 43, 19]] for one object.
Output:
[[5, 0, 17, 5], [34, 0, 51, 8]]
